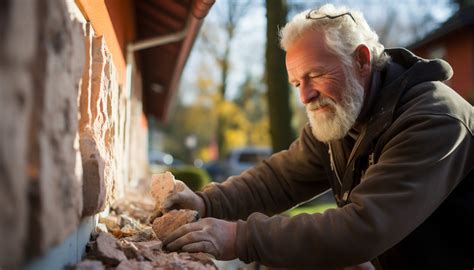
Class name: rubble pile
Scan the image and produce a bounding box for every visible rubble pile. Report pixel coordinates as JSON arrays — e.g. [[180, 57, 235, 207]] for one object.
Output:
[[71, 231, 216, 270], [68, 172, 216, 269]]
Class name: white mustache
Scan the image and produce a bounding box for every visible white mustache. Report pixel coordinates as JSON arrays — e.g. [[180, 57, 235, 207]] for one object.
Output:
[[306, 97, 335, 111]]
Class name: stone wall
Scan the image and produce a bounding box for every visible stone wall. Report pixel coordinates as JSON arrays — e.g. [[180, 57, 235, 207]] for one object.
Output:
[[79, 23, 126, 215], [0, 0, 147, 268]]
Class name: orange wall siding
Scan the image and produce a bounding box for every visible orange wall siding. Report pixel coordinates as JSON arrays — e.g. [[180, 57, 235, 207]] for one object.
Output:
[[444, 29, 473, 98], [412, 27, 474, 100], [76, 0, 135, 85]]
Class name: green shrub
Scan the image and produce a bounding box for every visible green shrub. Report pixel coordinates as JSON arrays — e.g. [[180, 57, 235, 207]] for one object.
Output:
[[168, 166, 211, 191]]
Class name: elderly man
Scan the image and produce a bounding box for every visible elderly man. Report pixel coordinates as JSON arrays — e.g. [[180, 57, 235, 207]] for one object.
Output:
[[162, 4, 474, 269]]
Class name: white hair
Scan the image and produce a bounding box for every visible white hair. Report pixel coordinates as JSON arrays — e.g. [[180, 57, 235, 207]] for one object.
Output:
[[279, 4, 389, 70]]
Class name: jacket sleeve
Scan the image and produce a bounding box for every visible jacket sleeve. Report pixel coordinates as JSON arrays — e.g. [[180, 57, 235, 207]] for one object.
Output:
[[235, 112, 473, 268], [197, 124, 331, 221]]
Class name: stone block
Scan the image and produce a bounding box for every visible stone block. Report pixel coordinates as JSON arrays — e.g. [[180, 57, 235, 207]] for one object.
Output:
[[78, 27, 126, 216], [152, 210, 199, 241], [92, 232, 127, 266], [0, 69, 32, 268], [80, 133, 106, 215], [26, 0, 84, 257], [150, 172, 176, 211]]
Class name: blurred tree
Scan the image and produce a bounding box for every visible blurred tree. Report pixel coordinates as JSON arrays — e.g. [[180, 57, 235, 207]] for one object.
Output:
[[164, 68, 259, 162], [234, 74, 271, 147], [265, 0, 296, 153], [161, 67, 219, 162], [199, 0, 252, 158]]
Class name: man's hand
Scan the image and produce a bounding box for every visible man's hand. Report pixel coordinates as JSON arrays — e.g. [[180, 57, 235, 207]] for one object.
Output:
[[163, 180, 206, 217], [163, 218, 237, 261]]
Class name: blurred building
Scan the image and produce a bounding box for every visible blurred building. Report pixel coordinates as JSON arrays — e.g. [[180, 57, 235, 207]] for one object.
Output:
[[408, 6, 474, 104], [0, 0, 214, 268]]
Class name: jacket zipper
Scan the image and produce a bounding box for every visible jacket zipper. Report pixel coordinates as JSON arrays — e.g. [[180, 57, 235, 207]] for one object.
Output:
[[328, 143, 343, 186], [346, 126, 367, 171]]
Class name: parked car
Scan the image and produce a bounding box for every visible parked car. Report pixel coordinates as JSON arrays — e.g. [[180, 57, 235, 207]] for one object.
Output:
[[148, 151, 184, 173], [203, 160, 229, 182], [226, 147, 272, 176], [204, 147, 272, 182]]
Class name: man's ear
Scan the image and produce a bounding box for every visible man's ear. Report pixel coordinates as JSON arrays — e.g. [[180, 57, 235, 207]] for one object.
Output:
[[353, 45, 371, 77]]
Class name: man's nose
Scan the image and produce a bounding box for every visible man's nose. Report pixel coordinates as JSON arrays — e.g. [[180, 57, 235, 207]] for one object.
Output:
[[299, 82, 319, 104]]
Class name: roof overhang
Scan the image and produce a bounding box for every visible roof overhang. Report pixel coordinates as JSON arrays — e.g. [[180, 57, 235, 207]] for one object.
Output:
[[75, 0, 214, 122], [134, 0, 215, 122]]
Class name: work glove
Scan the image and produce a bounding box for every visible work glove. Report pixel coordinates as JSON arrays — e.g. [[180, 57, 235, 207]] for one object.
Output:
[[163, 180, 206, 217], [163, 217, 237, 261]]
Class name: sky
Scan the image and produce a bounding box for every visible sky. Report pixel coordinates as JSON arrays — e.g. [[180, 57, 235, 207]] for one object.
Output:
[[180, 0, 457, 105]]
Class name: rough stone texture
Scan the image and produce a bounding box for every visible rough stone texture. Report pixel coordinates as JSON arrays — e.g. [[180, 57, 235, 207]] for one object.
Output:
[[92, 232, 127, 266], [79, 23, 123, 215], [78, 20, 147, 216], [150, 172, 176, 211], [152, 210, 199, 240], [0, 1, 35, 267], [1, 0, 85, 266], [69, 259, 104, 270], [75, 196, 216, 269], [30, 0, 83, 259], [0, 0, 149, 268], [116, 260, 154, 270], [30, 0, 85, 256], [80, 132, 106, 215]]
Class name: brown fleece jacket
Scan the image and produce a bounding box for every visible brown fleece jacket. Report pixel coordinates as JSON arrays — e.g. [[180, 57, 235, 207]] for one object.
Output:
[[197, 48, 474, 269]]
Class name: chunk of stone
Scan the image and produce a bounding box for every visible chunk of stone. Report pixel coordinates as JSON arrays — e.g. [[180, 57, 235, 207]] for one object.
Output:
[[68, 259, 104, 270], [153, 252, 217, 269], [150, 172, 176, 211], [122, 227, 155, 242], [92, 232, 127, 266], [134, 240, 163, 251], [117, 239, 139, 259], [116, 260, 154, 270], [152, 210, 199, 240], [98, 215, 120, 232]]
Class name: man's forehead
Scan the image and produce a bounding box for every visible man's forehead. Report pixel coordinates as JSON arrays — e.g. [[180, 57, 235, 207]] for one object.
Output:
[[285, 31, 334, 67], [286, 44, 335, 73]]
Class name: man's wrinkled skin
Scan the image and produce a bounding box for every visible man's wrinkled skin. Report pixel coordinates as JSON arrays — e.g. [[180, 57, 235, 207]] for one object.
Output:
[[163, 217, 237, 261]]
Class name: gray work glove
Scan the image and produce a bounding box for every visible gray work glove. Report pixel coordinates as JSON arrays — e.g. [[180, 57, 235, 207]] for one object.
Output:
[[163, 180, 206, 217], [163, 217, 237, 261]]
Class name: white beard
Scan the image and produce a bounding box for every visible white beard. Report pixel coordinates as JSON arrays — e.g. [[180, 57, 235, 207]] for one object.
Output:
[[306, 66, 365, 143]]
